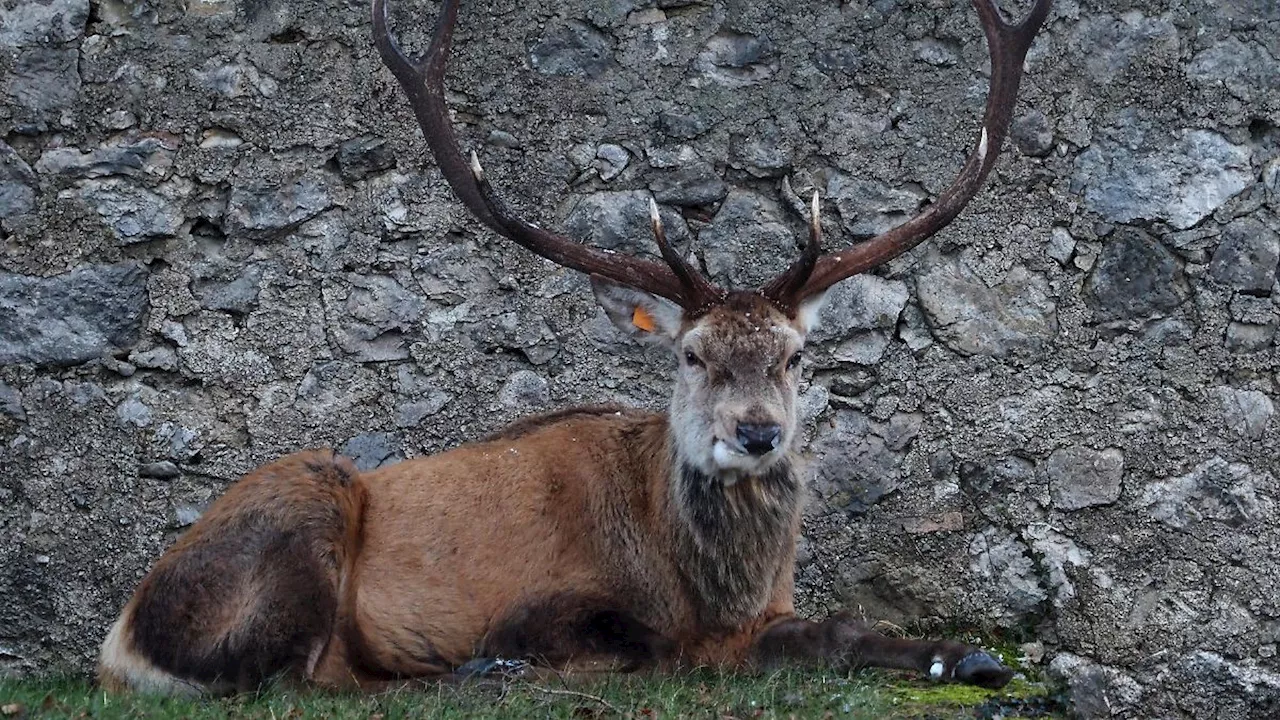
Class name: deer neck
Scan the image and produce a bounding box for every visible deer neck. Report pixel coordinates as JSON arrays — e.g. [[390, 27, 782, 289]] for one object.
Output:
[[662, 421, 804, 629]]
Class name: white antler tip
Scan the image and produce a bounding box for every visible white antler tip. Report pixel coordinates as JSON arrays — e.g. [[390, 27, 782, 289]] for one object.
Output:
[[648, 197, 661, 222], [810, 189, 820, 214], [469, 150, 485, 181], [977, 127, 989, 163]]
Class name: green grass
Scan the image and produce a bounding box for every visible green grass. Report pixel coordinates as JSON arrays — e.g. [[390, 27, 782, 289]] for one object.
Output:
[[0, 669, 1068, 719]]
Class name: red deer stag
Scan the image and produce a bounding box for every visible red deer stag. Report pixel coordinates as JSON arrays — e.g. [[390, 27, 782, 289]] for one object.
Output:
[[98, 0, 1052, 696]]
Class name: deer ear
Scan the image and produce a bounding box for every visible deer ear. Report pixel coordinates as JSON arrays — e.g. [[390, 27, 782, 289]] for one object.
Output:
[[591, 277, 685, 345], [795, 290, 829, 335]]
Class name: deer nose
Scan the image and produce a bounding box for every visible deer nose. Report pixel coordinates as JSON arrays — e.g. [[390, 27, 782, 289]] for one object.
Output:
[[736, 423, 782, 456]]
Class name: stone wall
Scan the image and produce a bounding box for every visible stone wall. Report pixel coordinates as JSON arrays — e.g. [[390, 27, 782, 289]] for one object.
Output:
[[2, 0, 1278, 716]]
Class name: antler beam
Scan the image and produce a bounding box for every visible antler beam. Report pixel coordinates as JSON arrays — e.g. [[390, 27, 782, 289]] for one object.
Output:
[[764, 0, 1053, 308], [371, 0, 724, 311]]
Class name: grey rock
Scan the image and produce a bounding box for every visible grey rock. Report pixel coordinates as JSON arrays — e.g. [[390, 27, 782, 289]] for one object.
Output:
[[1169, 651, 1280, 720], [916, 261, 1058, 357], [810, 275, 909, 343], [912, 38, 957, 67], [1069, 12, 1178, 82], [1047, 226, 1076, 265], [129, 346, 178, 371], [154, 422, 200, 463], [827, 173, 926, 237], [396, 389, 451, 428], [7, 47, 81, 127], [1012, 110, 1053, 157], [810, 410, 920, 514], [729, 123, 791, 178], [595, 144, 629, 181], [1048, 446, 1125, 511], [192, 61, 278, 99], [1074, 122, 1252, 230], [67, 179, 185, 243], [335, 136, 395, 180], [173, 504, 203, 528], [35, 137, 176, 180], [225, 170, 336, 239], [1187, 36, 1280, 105], [0, 263, 149, 367], [340, 432, 403, 471], [831, 331, 889, 365], [1209, 218, 1280, 294], [563, 190, 690, 256], [1216, 386, 1274, 440], [657, 111, 709, 140], [529, 21, 613, 77], [0, 381, 24, 420], [1230, 294, 1277, 326], [333, 275, 424, 363], [0, 0, 89, 46], [648, 163, 727, 207], [195, 266, 263, 315], [1048, 653, 1143, 719], [700, 190, 795, 287], [138, 461, 180, 479], [499, 370, 551, 408], [484, 130, 522, 149], [1140, 458, 1270, 530], [1084, 228, 1189, 322], [115, 397, 152, 428], [696, 30, 775, 87], [0, 141, 38, 219], [1225, 322, 1276, 352], [968, 527, 1048, 619]]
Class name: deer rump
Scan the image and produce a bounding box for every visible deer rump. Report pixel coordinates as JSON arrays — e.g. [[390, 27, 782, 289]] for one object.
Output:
[[98, 0, 1053, 697]]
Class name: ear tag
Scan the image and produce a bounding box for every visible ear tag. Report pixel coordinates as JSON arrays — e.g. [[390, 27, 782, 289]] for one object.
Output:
[[632, 307, 657, 333]]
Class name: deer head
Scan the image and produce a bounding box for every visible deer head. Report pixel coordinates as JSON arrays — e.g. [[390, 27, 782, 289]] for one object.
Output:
[[372, 0, 1051, 481]]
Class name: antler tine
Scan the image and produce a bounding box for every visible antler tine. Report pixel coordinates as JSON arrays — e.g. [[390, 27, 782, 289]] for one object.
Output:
[[372, 0, 721, 309], [776, 0, 1053, 303], [648, 198, 724, 310], [760, 190, 823, 310]]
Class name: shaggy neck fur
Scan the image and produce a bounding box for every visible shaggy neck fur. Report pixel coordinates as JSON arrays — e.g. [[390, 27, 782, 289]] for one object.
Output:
[[668, 451, 802, 629]]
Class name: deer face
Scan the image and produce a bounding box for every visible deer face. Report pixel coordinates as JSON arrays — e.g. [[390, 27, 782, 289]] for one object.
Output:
[[594, 280, 825, 481]]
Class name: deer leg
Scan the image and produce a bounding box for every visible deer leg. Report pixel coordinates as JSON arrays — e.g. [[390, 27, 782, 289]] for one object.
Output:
[[753, 611, 1013, 689]]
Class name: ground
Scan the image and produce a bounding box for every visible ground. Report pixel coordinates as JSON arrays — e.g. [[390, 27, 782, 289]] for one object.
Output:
[[0, 668, 1067, 719]]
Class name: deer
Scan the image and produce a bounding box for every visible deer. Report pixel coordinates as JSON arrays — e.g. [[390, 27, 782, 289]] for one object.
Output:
[[97, 0, 1052, 697]]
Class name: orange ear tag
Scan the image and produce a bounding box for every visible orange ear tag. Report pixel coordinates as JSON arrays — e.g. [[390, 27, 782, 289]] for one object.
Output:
[[632, 307, 657, 333]]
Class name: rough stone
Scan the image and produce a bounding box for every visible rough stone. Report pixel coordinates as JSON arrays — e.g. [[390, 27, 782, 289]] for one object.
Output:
[[1187, 36, 1280, 106], [827, 173, 926, 238], [225, 170, 336, 240], [0, 381, 24, 420], [969, 527, 1048, 620], [340, 432, 404, 471], [335, 136, 395, 180], [1011, 110, 1054, 157], [0, 0, 89, 47], [498, 370, 551, 408], [647, 163, 728, 207], [1139, 458, 1270, 530], [1048, 653, 1144, 719], [7, 47, 81, 127], [809, 410, 921, 515], [810, 275, 909, 344], [35, 137, 176, 180], [695, 30, 775, 87], [1209, 217, 1280, 294], [0, 263, 149, 367], [65, 179, 185, 243], [916, 261, 1057, 356], [563, 190, 691, 256], [1168, 652, 1280, 720], [700, 189, 796, 287], [1048, 446, 1125, 511], [0, 141, 38, 219], [138, 461, 180, 479], [529, 21, 613, 77], [1216, 386, 1274, 440], [1085, 228, 1189, 322], [1074, 120, 1253, 230]]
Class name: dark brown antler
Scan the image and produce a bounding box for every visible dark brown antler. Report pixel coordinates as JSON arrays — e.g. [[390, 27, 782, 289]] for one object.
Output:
[[372, 0, 724, 311], [763, 0, 1053, 309]]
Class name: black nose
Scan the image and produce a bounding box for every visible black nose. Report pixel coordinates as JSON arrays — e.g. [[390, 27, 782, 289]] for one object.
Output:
[[736, 423, 782, 456]]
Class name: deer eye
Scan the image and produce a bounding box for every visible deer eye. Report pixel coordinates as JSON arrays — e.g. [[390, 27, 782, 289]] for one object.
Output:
[[786, 351, 803, 370], [684, 350, 704, 368]]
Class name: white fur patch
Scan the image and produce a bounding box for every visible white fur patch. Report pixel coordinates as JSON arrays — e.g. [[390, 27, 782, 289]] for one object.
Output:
[[99, 613, 206, 697], [929, 657, 945, 680]]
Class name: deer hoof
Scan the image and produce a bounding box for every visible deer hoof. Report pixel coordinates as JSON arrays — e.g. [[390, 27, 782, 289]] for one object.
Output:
[[953, 651, 1014, 688]]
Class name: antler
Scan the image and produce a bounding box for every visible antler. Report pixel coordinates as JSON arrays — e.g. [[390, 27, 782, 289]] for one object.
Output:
[[763, 0, 1053, 310], [372, 0, 724, 311]]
